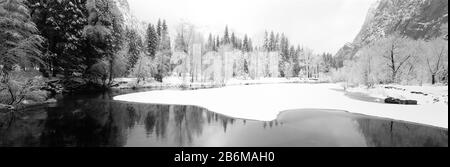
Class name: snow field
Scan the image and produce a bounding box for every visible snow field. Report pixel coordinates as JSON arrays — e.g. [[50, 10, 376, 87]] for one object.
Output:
[[114, 83, 448, 128]]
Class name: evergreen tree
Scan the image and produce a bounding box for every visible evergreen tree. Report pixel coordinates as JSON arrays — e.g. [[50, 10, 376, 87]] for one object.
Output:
[[207, 33, 214, 51], [223, 25, 230, 45], [146, 23, 158, 58], [84, 0, 124, 85], [289, 46, 296, 64], [25, 0, 88, 76], [275, 33, 280, 51], [243, 35, 249, 52], [125, 29, 142, 74], [293, 45, 302, 76], [160, 20, 171, 51], [52, 0, 89, 76], [263, 31, 269, 51], [244, 60, 249, 74], [156, 19, 162, 38], [0, 0, 44, 73], [230, 32, 236, 48], [269, 31, 276, 51], [278, 34, 291, 77], [212, 35, 217, 51], [237, 38, 243, 50], [154, 19, 172, 82], [216, 35, 220, 50]]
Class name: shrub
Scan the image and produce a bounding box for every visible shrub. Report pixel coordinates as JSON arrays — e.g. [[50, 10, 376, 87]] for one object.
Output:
[[0, 70, 46, 107]]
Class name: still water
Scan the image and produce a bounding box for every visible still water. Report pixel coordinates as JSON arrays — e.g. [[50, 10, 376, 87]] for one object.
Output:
[[0, 89, 447, 147]]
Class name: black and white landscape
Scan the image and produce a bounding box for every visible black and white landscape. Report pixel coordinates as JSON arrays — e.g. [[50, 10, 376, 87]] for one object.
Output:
[[0, 0, 448, 147]]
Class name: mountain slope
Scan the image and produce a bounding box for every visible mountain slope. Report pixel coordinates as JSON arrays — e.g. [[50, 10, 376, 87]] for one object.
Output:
[[335, 0, 448, 67], [114, 0, 147, 38]]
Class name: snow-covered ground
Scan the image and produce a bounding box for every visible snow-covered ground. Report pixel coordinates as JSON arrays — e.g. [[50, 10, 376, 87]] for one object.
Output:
[[346, 84, 448, 105], [114, 77, 325, 89], [114, 83, 448, 129]]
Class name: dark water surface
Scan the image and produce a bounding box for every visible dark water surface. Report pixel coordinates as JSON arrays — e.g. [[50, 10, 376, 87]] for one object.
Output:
[[0, 89, 447, 147]]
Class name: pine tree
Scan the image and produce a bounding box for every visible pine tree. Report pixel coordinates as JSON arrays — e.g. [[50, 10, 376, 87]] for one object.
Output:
[[216, 35, 220, 50], [207, 33, 214, 51], [289, 46, 296, 62], [146, 23, 158, 58], [160, 20, 171, 51], [155, 19, 172, 82], [230, 32, 236, 48], [244, 60, 249, 74], [278, 34, 291, 77], [237, 39, 243, 50], [223, 25, 230, 45], [269, 31, 276, 52], [243, 34, 249, 52], [275, 33, 280, 51], [293, 45, 302, 76], [0, 0, 44, 73], [263, 31, 269, 52], [50, 0, 89, 76], [24, 0, 89, 76], [156, 19, 162, 38], [125, 29, 142, 74]]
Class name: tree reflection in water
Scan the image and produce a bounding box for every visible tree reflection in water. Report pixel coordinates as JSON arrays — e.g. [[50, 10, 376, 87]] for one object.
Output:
[[0, 91, 447, 147], [356, 119, 448, 147]]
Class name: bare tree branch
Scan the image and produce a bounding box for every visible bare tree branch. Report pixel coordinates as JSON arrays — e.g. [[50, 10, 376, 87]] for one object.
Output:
[[435, 47, 445, 73], [396, 54, 412, 73]]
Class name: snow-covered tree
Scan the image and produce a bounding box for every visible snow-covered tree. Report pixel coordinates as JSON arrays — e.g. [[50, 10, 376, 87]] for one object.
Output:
[[222, 25, 230, 45], [421, 38, 448, 85], [263, 31, 269, 52], [206, 33, 214, 52], [46, 0, 89, 76], [374, 34, 413, 83], [146, 23, 158, 58], [131, 53, 154, 84], [230, 32, 236, 48], [125, 28, 143, 74], [84, 0, 124, 85], [243, 35, 250, 52], [1, 0, 44, 73], [156, 19, 162, 38], [269, 31, 276, 52], [153, 19, 172, 82]]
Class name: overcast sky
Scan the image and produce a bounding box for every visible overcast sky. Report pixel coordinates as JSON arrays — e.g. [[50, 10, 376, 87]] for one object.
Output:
[[128, 0, 377, 54]]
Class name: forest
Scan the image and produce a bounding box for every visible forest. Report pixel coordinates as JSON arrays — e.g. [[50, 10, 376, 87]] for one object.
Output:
[[0, 0, 448, 110]]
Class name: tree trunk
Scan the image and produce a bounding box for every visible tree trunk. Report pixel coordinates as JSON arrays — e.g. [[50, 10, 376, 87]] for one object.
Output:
[[392, 73, 396, 84], [109, 58, 114, 86], [432, 74, 436, 85]]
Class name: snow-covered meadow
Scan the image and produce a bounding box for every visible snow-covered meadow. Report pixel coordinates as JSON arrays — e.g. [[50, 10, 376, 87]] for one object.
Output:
[[114, 83, 448, 128]]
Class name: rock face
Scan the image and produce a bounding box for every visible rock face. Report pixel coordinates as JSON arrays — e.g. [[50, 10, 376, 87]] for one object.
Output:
[[335, 0, 448, 66], [113, 0, 147, 38]]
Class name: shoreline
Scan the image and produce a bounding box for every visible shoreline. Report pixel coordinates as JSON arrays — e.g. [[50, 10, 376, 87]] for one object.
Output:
[[114, 83, 448, 129], [111, 77, 329, 90]]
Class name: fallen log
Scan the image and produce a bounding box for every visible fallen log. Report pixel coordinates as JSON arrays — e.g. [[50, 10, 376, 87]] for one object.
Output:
[[384, 97, 418, 105]]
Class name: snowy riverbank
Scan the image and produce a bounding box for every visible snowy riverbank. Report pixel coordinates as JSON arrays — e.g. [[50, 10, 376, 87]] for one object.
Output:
[[113, 77, 327, 89], [114, 83, 448, 128], [346, 84, 448, 105]]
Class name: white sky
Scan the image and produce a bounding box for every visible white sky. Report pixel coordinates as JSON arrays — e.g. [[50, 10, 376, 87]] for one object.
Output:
[[128, 0, 377, 54]]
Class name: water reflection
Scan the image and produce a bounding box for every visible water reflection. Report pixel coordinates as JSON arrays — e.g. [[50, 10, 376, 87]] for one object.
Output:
[[357, 119, 448, 147], [0, 90, 447, 147]]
